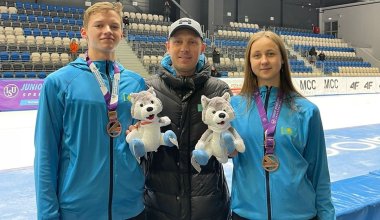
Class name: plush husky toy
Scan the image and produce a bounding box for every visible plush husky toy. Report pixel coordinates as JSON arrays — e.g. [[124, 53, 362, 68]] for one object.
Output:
[[191, 92, 245, 172], [126, 87, 178, 162]]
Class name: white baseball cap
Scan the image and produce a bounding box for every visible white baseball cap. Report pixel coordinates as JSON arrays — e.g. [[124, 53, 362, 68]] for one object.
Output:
[[168, 17, 203, 40]]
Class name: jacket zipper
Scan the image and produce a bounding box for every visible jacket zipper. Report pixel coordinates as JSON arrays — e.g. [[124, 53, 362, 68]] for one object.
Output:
[[264, 86, 272, 220], [106, 61, 114, 220]]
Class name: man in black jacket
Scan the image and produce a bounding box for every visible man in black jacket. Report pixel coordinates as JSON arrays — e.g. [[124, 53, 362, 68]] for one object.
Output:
[[212, 47, 221, 66], [143, 17, 232, 220]]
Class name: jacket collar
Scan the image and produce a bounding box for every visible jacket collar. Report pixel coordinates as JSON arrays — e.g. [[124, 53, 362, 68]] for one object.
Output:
[[158, 53, 210, 91], [160, 53, 207, 76], [158, 65, 210, 91], [70, 57, 125, 76]]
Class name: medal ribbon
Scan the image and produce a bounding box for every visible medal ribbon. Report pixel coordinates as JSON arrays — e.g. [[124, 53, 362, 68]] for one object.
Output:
[[86, 53, 122, 137], [86, 53, 120, 111], [253, 89, 283, 155]]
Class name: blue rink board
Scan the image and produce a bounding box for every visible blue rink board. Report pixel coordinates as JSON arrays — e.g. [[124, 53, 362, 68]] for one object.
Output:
[[332, 169, 380, 220]]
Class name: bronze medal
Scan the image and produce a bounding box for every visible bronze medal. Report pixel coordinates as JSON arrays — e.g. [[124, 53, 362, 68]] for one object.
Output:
[[106, 111, 122, 137], [262, 154, 279, 172], [107, 120, 122, 137]]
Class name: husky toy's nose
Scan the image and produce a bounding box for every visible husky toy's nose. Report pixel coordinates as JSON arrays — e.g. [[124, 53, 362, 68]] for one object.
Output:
[[219, 113, 226, 118], [147, 107, 153, 112]]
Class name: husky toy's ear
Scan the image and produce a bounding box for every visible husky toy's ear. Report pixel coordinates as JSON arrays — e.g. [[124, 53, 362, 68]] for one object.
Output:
[[128, 93, 138, 103], [201, 95, 210, 122], [147, 87, 156, 96], [222, 92, 231, 102], [128, 93, 138, 117], [201, 95, 210, 109]]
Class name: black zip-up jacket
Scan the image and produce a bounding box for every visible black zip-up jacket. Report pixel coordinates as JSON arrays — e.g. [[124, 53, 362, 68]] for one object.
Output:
[[143, 65, 231, 220]]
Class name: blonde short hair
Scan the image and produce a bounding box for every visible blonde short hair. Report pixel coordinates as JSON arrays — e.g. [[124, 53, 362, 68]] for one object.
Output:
[[83, 2, 123, 28]]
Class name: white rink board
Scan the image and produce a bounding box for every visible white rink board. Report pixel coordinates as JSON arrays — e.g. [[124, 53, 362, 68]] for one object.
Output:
[[221, 77, 380, 96]]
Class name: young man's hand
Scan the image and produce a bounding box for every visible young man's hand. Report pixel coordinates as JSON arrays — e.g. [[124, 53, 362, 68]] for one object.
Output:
[[126, 122, 140, 135]]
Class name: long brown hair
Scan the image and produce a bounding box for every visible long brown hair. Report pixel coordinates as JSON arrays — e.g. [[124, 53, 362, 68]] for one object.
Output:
[[240, 31, 302, 106]]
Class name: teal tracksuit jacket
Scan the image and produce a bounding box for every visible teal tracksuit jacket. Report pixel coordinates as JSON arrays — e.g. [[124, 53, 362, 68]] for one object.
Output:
[[34, 58, 146, 219], [230, 86, 335, 220]]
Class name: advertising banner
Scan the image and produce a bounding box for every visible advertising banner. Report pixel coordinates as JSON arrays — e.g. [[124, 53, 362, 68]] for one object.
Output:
[[222, 77, 380, 97], [1, 77, 379, 111], [0, 79, 44, 111]]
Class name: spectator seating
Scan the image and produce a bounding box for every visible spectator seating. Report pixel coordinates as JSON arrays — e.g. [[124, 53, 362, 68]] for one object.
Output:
[[1, 3, 379, 78]]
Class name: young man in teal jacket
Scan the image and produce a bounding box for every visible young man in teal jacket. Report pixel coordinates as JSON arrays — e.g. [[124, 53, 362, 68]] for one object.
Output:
[[34, 2, 146, 219]]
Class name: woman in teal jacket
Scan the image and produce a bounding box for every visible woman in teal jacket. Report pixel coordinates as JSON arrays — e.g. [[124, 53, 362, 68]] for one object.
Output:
[[230, 31, 335, 220], [34, 2, 146, 219]]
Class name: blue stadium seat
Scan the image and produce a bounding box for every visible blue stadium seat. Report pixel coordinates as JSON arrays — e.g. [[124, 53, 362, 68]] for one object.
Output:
[[15, 72, 26, 78], [53, 17, 61, 24], [0, 52, 9, 61], [55, 6, 64, 12], [205, 38, 211, 46], [220, 71, 228, 78], [32, 3, 40, 10], [76, 20, 83, 26], [151, 36, 159, 43], [316, 61, 322, 68], [15, 2, 24, 10], [68, 18, 76, 26], [10, 13, 18, 21], [28, 15, 36, 22], [70, 7, 78, 14], [58, 30, 67, 38], [0, 13, 9, 20], [128, 34, 135, 41], [10, 52, 21, 61], [37, 72, 47, 79], [61, 18, 69, 25], [47, 5, 57, 12], [40, 4, 47, 11], [50, 30, 59, 38], [44, 16, 53, 24], [147, 36, 154, 43], [41, 29, 50, 37], [26, 72, 37, 78], [63, 6, 71, 13], [2, 72, 14, 78], [36, 16, 45, 23], [21, 52, 31, 61], [75, 32, 81, 38], [24, 2, 32, 10], [18, 14, 27, 22], [67, 31, 75, 39], [33, 28, 41, 36]]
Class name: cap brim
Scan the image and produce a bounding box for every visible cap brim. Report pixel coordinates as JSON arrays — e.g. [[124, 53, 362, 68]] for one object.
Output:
[[169, 26, 202, 39]]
